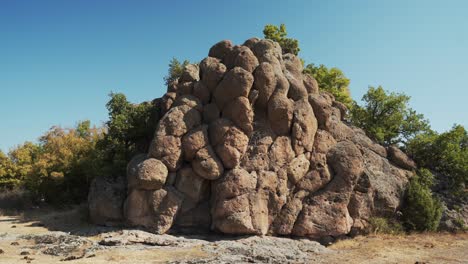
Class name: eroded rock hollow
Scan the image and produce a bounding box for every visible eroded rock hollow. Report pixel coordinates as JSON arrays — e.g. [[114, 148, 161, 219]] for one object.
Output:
[[89, 38, 414, 240]]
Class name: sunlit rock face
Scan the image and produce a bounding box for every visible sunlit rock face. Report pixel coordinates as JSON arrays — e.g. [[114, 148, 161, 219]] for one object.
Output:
[[89, 38, 414, 240]]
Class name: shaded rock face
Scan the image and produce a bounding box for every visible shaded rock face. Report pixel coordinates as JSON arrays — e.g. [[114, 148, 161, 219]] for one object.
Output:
[[89, 38, 414, 240], [88, 176, 126, 226]]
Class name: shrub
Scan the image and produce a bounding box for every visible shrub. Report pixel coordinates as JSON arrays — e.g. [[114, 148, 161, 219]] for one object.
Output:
[[402, 173, 442, 231], [0, 188, 34, 213], [368, 217, 405, 235], [406, 125, 468, 195], [303, 64, 353, 108]]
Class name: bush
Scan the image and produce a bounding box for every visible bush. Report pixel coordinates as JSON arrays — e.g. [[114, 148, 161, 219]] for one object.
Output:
[[303, 64, 353, 108], [402, 173, 442, 231], [368, 217, 405, 235], [406, 125, 468, 195], [0, 188, 34, 213]]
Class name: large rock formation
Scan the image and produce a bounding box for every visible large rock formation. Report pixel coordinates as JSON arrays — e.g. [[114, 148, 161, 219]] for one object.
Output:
[[89, 38, 415, 240]]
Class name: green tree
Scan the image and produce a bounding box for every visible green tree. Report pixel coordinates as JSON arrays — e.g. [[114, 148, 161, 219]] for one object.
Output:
[[407, 125, 468, 194], [402, 170, 442, 231], [164, 58, 189, 86], [263, 24, 300, 55], [76, 120, 91, 138], [303, 63, 353, 107], [350, 86, 430, 146], [97, 92, 159, 177]]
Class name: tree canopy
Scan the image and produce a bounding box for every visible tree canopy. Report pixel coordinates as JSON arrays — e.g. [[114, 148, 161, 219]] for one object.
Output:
[[164, 58, 190, 86], [303, 63, 353, 107], [97, 92, 159, 177], [263, 24, 300, 55], [406, 125, 468, 194], [350, 86, 430, 146]]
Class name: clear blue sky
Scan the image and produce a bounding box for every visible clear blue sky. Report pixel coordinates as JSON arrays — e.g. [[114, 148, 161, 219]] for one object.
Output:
[[1, 0, 467, 152]]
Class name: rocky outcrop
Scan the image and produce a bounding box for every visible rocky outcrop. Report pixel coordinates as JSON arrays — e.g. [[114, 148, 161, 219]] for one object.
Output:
[[88, 37, 415, 240]]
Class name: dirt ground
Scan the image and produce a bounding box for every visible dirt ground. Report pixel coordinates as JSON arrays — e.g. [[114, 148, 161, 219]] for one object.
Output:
[[0, 208, 467, 264]]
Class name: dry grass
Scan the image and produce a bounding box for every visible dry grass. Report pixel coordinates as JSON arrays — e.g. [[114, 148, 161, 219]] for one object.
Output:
[[326, 232, 468, 264]]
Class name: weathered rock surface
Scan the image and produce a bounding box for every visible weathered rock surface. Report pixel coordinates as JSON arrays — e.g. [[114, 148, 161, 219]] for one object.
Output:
[[387, 145, 417, 170], [89, 37, 413, 241], [88, 176, 126, 226]]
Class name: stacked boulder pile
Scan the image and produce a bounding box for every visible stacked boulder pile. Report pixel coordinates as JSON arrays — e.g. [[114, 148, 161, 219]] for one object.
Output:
[[89, 38, 416, 240]]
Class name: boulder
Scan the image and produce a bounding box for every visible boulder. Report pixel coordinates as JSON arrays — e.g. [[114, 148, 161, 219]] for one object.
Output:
[[308, 93, 333, 130], [243, 37, 260, 50], [172, 95, 203, 112], [175, 166, 209, 203], [303, 74, 319, 94], [292, 99, 318, 155], [283, 53, 303, 78], [287, 154, 310, 184], [88, 176, 126, 226], [176, 81, 194, 95], [269, 136, 295, 170], [253, 39, 282, 62], [182, 125, 209, 161], [210, 120, 249, 169], [249, 190, 270, 235], [387, 145, 417, 170], [200, 57, 227, 92], [151, 187, 184, 234], [222, 96, 254, 135], [296, 169, 332, 193], [332, 101, 348, 120], [208, 40, 233, 61], [161, 92, 177, 114], [179, 64, 200, 83], [293, 192, 353, 239], [254, 62, 277, 108], [127, 153, 147, 190], [212, 194, 256, 235], [124, 189, 152, 227], [286, 71, 308, 101], [148, 135, 182, 172], [213, 67, 254, 110], [156, 105, 201, 137], [240, 125, 274, 172], [273, 191, 308, 235], [233, 46, 259, 73], [212, 168, 256, 200], [268, 92, 294, 135], [257, 170, 278, 193], [132, 158, 168, 190], [193, 81, 211, 104], [326, 141, 364, 191], [192, 145, 224, 180]]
